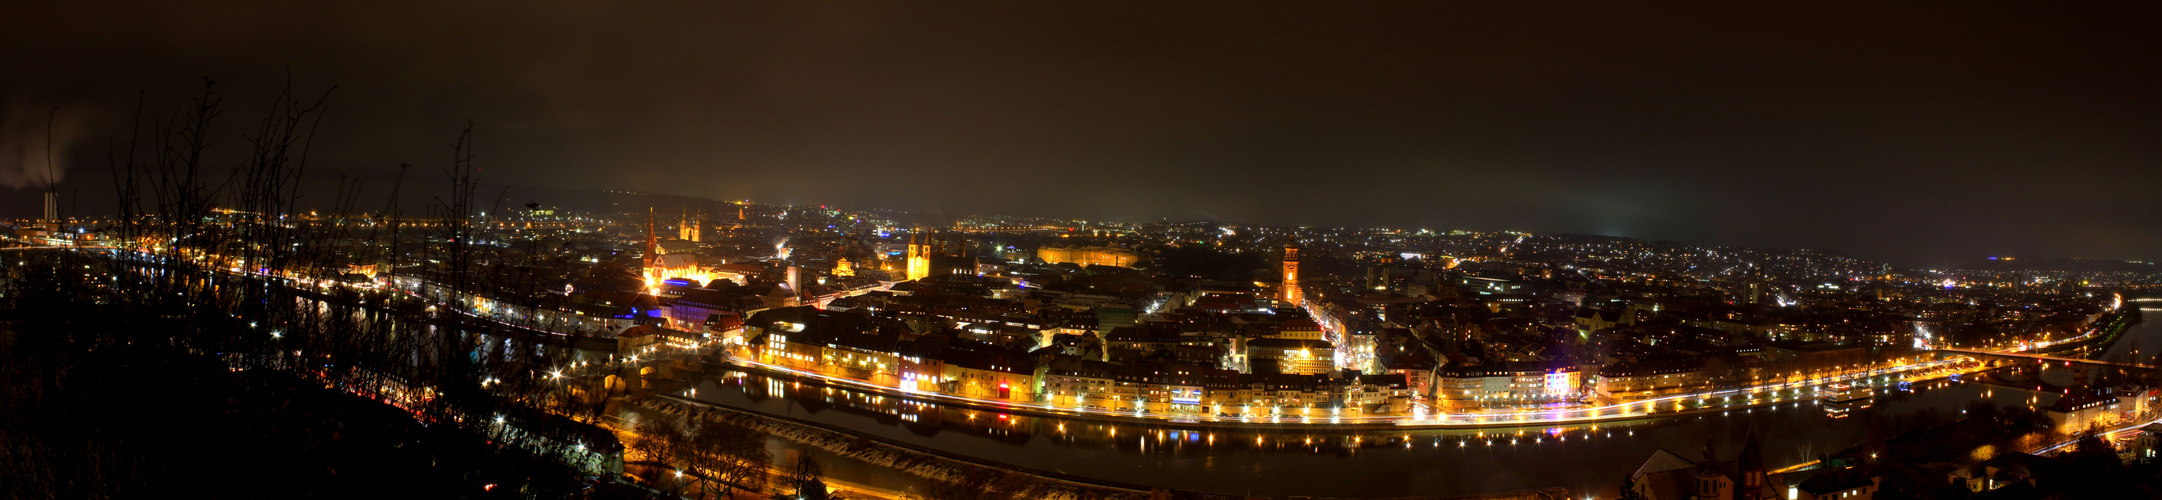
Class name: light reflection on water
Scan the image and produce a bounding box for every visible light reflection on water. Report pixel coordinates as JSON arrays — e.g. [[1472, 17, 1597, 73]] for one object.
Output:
[[284, 271, 2154, 495], [678, 312, 2151, 497]]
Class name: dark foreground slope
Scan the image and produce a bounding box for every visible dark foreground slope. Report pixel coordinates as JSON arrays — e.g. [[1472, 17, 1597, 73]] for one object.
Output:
[[0, 318, 646, 500]]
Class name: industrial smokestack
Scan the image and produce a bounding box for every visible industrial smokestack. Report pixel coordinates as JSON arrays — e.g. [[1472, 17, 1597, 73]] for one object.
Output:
[[43, 191, 57, 232]]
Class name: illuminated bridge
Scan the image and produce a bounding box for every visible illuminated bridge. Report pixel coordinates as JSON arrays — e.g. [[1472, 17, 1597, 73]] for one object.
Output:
[[951, 225, 1077, 233], [1, 246, 124, 251], [1936, 348, 2154, 370]]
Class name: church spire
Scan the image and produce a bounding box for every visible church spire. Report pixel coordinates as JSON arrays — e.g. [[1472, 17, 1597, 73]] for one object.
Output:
[[644, 207, 657, 283], [1738, 433, 1767, 499]]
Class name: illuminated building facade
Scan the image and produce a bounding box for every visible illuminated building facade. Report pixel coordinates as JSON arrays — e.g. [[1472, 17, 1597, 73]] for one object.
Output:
[[678, 210, 701, 242], [1595, 360, 1715, 401], [1430, 364, 1583, 410], [642, 207, 706, 286], [648, 255, 701, 284], [1246, 338, 1334, 375], [785, 266, 801, 297], [906, 232, 931, 281], [1271, 319, 1325, 340], [1036, 245, 1137, 267], [734, 308, 1432, 416], [1281, 244, 1302, 306]]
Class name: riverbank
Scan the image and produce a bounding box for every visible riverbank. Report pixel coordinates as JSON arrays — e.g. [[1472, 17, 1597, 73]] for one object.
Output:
[[715, 353, 1962, 432], [629, 317, 2162, 498], [635, 394, 1163, 499], [633, 392, 1576, 500]]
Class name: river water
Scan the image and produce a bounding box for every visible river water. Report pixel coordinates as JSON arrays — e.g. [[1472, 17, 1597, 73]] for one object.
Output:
[[684, 309, 2155, 498]]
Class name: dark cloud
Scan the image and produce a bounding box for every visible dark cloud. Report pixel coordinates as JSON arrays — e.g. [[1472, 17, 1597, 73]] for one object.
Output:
[[4, 1, 2161, 266]]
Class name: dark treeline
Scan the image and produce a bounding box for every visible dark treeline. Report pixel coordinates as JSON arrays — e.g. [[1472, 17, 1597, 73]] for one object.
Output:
[[0, 80, 651, 499], [1154, 245, 1265, 282]]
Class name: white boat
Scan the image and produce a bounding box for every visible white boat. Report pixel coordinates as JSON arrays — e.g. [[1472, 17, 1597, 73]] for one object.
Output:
[[1822, 382, 1873, 418]]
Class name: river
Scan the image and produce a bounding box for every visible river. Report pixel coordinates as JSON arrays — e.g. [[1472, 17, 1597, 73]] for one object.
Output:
[[681, 309, 2156, 498]]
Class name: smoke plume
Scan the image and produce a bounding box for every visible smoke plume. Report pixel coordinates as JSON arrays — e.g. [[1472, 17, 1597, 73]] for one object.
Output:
[[0, 100, 95, 190]]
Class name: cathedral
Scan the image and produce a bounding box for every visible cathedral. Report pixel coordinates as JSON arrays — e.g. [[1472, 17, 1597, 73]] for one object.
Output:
[[905, 232, 931, 281], [903, 231, 983, 281], [678, 209, 702, 242], [642, 207, 703, 286]]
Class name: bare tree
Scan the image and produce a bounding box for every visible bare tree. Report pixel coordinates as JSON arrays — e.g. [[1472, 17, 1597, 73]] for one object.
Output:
[[689, 417, 770, 499], [785, 453, 826, 499]]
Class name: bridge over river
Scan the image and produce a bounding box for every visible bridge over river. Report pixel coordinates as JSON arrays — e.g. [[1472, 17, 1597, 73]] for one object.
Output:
[[1937, 348, 2156, 370]]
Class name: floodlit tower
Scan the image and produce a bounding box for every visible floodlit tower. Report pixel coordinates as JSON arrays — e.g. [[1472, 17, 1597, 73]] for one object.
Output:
[[906, 231, 931, 281], [834, 256, 855, 278], [675, 209, 703, 242], [833, 246, 855, 278], [1281, 243, 1302, 306]]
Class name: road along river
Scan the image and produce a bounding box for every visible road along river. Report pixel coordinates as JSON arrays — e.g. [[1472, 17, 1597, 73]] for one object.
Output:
[[670, 311, 2155, 498]]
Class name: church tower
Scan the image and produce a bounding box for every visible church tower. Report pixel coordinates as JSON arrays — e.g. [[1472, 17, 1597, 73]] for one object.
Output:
[[1737, 434, 1767, 500], [1694, 442, 1726, 500], [644, 207, 658, 285], [679, 209, 703, 241], [906, 232, 931, 281], [1281, 243, 1302, 307]]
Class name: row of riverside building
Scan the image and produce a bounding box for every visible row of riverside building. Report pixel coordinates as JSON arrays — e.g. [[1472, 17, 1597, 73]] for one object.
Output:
[[735, 306, 1415, 417]]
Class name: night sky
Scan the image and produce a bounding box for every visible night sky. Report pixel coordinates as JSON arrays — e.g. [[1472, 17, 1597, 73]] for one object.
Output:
[[5, 1, 2161, 266]]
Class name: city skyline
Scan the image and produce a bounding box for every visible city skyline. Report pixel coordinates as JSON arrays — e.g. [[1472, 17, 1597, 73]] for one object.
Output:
[[6, 2, 2162, 266], [8, 3, 2162, 499]]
